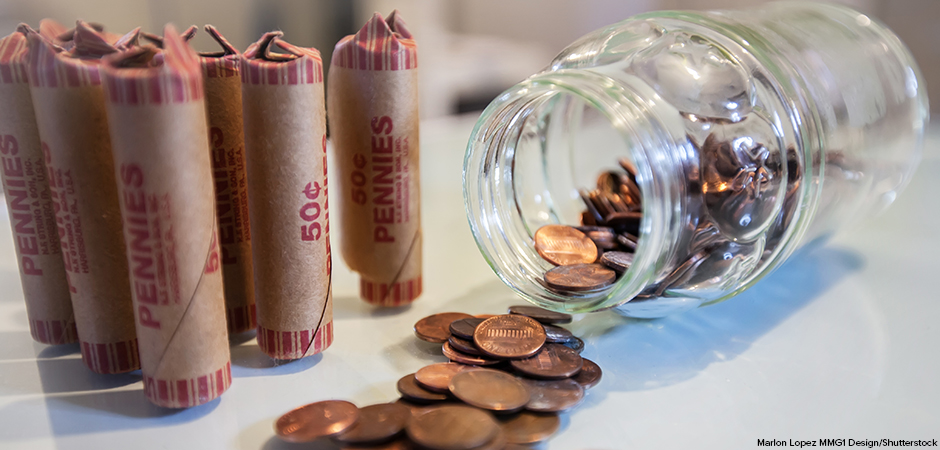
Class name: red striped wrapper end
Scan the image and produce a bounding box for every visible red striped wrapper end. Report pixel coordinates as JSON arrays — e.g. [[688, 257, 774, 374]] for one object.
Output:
[[331, 10, 417, 71]]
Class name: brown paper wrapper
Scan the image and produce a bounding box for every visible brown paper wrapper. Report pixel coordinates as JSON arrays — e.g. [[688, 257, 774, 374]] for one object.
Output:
[[26, 22, 140, 373], [198, 26, 255, 334], [102, 26, 232, 408], [0, 29, 77, 345], [241, 32, 333, 360], [328, 11, 422, 307]]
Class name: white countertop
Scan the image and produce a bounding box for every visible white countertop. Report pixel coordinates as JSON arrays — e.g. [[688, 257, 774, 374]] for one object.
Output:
[[1, 114, 938, 449]]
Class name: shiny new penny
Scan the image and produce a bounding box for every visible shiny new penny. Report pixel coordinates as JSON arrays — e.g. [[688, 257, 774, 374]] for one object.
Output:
[[524, 378, 585, 413], [600, 251, 634, 273], [448, 335, 482, 355], [414, 312, 474, 343], [415, 363, 468, 393], [573, 358, 602, 389], [275, 400, 360, 443], [534, 225, 598, 266], [508, 305, 572, 324], [449, 369, 530, 413], [406, 405, 499, 450], [510, 343, 583, 379], [474, 315, 546, 359], [448, 318, 484, 340], [542, 324, 575, 343], [442, 342, 499, 366], [397, 374, 448, 403], [499, 411, 561, 444], [544, 264, 616, 292], [334, 402, 410, 445]]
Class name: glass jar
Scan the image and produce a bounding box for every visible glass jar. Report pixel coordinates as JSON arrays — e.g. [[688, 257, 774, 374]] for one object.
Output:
[[463, 2, 929, 318]]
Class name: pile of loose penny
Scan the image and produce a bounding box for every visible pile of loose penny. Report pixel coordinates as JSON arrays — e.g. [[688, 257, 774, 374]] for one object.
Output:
[[274, 305, 601, 449], [534, 159, 643, 295]]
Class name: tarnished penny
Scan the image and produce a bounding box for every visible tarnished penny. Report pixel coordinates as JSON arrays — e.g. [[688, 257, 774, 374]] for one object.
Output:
[[510, 343, 583, 379], [562, 336, 585, 354], [397, 374, 448, 403], [474, 315, 546, 359], [544, 264, 616, 292], [448, 318, 484, 340], [334, 402, 410, 445], [415, 363, 468, 393], [534, 225, 598, 266], [499, 411, 561, 444], [508, 305, 572, 324], [542, 324, 575, 343], [573, 358, 602, 389], [449, 369, 530, 413], [414, 312, 475, 343], [448, 335, 482, 355], [600, 251, 634, 273], [275, 400, 360, 442], [524, 378, 585, 413], [406, 404, 499, 450], [442, 342, 499, 366]]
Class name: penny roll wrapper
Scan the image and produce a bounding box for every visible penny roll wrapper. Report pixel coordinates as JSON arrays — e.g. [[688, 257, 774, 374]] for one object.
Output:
[[199, 26, 255, 334], [101, 26, 231, 408], [328, 11, 422, 307], [26, 22, 141, 373], [0, 28, 76, 345], [241, 32, 333, 360]]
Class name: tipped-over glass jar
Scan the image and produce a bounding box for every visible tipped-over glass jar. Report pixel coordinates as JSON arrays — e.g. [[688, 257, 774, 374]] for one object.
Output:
[[463, 2, 928, 318]]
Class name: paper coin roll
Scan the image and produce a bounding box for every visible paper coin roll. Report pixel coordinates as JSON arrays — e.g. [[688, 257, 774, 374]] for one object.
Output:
[[103, 25, 231, 408], [26, 22, 140, 372], [241, 32, 333, 360], [328, 11, 422, 307], [0, 29, 76, 345]]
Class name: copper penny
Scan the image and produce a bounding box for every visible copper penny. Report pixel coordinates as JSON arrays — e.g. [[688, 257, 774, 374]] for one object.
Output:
[[448, 335, 482, 355], [415, 363, 468, 393], [414, 312, 474, 343], [508, 305, 572, 324], [442, 342, 499, 366], [448, 318, 484, 340], [448, 368, 530, 413], [533, 224, 598, 266], [333, 402, 410, 445], [600, 251, 634, 273], [542, 324, 575, 343], [499, 411, 561, 444], [544, 264, 616, 292], [397, 374, 448, 403], [573, 358, 602, 389], [275, 400, 360, 443], [406, 404, 499, 450], [562, 336, 585, 354], [473, 315, 546, 359], [510, 343, 583, 379], [524, 378, 584, 413]]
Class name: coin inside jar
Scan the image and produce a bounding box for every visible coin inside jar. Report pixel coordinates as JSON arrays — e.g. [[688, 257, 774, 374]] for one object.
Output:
[[544, 264, 616, 292], [599, 251, 634, 273], [534, 225, 598, 266], [397, 374, 448, 403], [473, 315, 546, 359], [333, 402, 411, 445], [448, 369, 530, 413], [524, 378, 585, 413], [499, 411, 561, 444], [275, 400, 360, 443], [509, 343, 583, 379], [406, 404, 499, 450], [508, 305, 572, 324], [573, 358, 603, 389], [415, 363, 468, 393], [414, 312, 475, 343], [448, 317, 484, 340]]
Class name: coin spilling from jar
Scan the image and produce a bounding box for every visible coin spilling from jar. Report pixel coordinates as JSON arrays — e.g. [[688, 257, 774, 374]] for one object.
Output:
[[274, 306, 602, 449]]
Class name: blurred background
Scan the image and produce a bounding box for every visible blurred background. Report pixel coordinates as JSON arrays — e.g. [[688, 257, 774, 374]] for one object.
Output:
[[1, 0, 936, 117]]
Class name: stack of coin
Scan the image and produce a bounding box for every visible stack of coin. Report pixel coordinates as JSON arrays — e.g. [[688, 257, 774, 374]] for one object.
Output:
[[533, 159, 642, 295], [274, 305, 602, 449]]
